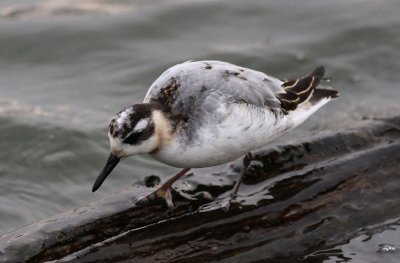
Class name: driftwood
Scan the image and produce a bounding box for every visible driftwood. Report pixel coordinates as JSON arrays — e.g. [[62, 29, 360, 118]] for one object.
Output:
[[0, 117, 399, 262]]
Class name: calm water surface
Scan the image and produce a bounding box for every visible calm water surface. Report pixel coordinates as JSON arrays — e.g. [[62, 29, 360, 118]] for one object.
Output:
[[0, 0, 399, 261]]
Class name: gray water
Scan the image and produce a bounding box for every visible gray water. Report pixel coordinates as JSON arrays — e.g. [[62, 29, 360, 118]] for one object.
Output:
[[0, 0, 399, 261]]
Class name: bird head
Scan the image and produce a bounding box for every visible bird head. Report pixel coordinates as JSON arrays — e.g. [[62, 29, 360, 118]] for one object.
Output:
[[92, 103, 169, 192]]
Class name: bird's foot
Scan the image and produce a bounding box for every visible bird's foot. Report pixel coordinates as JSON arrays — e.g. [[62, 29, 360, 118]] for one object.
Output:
[[136, 184, 213, 208], [135, 184, 174, 207]]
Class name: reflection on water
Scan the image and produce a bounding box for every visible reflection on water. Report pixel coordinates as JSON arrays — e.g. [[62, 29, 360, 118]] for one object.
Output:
[[303, 218, 400, 262], [0, 0, 399, 260]]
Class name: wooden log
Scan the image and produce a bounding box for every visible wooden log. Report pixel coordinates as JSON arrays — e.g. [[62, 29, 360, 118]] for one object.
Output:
[[0, 117, 399, 262]]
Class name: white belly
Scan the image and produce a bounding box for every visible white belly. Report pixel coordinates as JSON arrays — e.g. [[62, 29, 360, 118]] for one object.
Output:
[[150, 104, 291, 168]]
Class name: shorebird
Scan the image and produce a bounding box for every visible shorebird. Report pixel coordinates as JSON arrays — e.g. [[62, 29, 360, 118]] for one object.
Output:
[[92, 60, 338, 207]]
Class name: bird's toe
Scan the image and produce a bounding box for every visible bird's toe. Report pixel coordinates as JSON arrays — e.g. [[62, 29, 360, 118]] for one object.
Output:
[[176, 190, 213, 201]]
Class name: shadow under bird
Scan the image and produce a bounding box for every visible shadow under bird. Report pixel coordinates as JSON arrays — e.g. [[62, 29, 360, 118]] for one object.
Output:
[[92, 60, 338, 207]]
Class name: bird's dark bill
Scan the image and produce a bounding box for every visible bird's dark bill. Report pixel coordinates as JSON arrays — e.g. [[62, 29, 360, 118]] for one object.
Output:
[[92, 153, 120, 192]]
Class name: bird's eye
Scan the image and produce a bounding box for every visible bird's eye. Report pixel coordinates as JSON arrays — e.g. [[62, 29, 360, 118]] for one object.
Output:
[[123, 132, 141, 145]]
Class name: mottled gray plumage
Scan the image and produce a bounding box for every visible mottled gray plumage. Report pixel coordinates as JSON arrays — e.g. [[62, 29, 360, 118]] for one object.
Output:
[[145, 60, 284, 107], [144, 60, 285, 140]]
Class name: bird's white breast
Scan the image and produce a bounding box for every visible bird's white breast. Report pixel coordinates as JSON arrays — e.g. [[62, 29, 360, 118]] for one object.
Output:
[[150, 104, 290, 168]]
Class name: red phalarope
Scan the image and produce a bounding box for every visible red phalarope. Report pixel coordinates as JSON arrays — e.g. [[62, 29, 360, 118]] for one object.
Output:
[[92, 60, 339, 207]]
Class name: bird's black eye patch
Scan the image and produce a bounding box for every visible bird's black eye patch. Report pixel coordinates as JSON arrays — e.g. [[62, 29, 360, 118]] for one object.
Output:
[[123, 132, 141, 145], [122, 123, 155, 145]]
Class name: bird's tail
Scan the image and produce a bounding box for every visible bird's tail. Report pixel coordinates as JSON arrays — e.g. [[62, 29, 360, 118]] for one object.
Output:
[[276, 66, 339, 128], [277, 66, 339, 113]]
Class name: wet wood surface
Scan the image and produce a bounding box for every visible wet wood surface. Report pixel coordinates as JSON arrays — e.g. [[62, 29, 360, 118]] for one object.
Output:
[[1, 117, 399, 262]]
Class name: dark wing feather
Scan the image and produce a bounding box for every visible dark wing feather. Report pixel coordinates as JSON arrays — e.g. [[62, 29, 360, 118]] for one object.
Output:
[[309, 89, 339, 104], [277, 66, 336, 114]]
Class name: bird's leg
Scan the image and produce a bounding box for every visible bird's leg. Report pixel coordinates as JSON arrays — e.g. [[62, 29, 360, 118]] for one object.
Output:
[[137, 168, 191, 208], [230, 152, 253, 199]]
